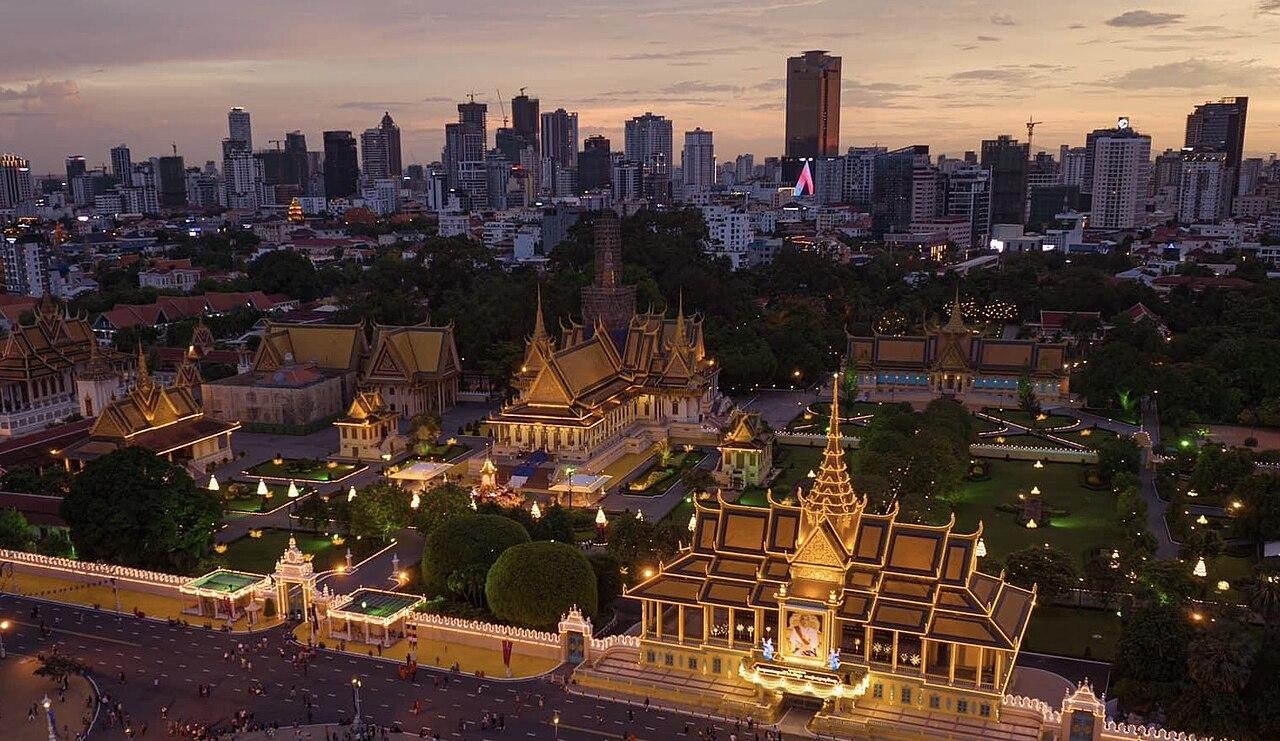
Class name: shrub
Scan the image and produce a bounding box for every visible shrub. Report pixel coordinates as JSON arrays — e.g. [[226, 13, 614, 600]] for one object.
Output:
[[486, 541, 598, 631], [420, 514, 530, 597]]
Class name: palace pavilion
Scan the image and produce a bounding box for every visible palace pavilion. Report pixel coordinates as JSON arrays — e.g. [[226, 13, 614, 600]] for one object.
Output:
[[847, 298, 1069, 402], [626, 379, 1036, 728]]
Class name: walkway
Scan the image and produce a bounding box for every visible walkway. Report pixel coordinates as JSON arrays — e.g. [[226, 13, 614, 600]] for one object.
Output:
[[598, 451, 718, 522], [1138, 397, 1177, 559]]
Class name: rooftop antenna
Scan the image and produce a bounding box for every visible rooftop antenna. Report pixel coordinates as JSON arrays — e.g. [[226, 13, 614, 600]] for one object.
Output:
[[467, 91, 477, 103], [519, 86, 527, 97]]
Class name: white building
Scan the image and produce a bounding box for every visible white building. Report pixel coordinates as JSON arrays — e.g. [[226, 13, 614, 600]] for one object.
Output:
[[1089, 119, 1151, 230], [1, 238, 50, 296], [0, 153, 34, 208], [703, 205, 750, 253], [228, 107, 252, 150], [681, 128, 716, 196], [1178, 152, 1229, 224], [222, 145, 262, 211], [438, 212, 471, 238], [842, 147, 883, 204]]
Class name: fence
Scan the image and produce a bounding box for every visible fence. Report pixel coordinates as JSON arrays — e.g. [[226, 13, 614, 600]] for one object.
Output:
[[969, 443, 1097, 464]]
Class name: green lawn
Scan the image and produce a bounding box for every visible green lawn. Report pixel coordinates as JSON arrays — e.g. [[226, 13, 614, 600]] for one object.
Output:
[[223, 496, 269, 513], [948, 460, 1122, 563], [984, 409, 1079, 429], [786, 401, 883, 431], [1022, 606, 1121, 661], [979, 433, 1076, 450], [410, 442, 473, 461], [244, 458, 361, 482], [1058, 427, 1119, 448], [219, 528, 382, 574], [221, 481, 312, 512], [625, 451, 703, 495]]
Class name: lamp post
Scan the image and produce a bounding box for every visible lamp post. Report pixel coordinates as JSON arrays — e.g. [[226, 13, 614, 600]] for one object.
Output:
[[350, 677, 368, 739], [552, 710, 561, 739], [0, 619, 9, 659], [42, 695, 57, 741]]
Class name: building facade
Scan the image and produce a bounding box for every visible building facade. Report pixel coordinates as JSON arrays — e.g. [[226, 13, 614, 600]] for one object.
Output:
[[361, 323, 461, 416], [0, 296, 97, 436], [1087, 118, 1151, 230], [785, 50, 841, 158]]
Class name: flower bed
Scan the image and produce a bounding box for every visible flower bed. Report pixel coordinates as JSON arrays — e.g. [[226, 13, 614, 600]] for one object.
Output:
[[245, 457, 363, 482], [625, 451, 700, 495]]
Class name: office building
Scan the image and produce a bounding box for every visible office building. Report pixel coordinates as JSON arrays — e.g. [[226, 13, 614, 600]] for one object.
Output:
[[1088, 118, 1151, 230], [0, 153, 34, 208], [946, 165, 992, 248], [612, 159, 643, 202], [512, 91, 540, 150], [380, 111, 402, 176], [872, 146, 927, 236], [2, 237, 50, 296], [843, 147, 884, 205], [1178, 151, 1230, 223], [228, 107, 252, 150], [222, 140, 262, 210], [980, 135, 1029, 225], [110, 145, 132, 183], [735, 154, 755, 183], [1058, 146, 1087, 188], [785, 50, 841, 157], [65, 156, 87, 204], [443, 101, 488, 188], [681, 128, 715, 194], [625, 113, 674, 202], [1152, 149, 1184, 195], [1185, 97, 1248, 169], [361, 126, 390, 180], [579, 136, 612, 192], [541, 108, 579, 168], [283, 131, 310, 192], [323, 131, 359, 199], [156, 155, 187, 208]]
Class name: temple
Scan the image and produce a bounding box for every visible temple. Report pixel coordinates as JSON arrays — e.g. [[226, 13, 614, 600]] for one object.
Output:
[[57, 348, 239, 475], [622, 378, 1036, 731], [846, 298, 1070, 403]]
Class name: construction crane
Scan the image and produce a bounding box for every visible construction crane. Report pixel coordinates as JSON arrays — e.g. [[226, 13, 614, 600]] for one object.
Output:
[[496, 89, 508, 128], [268, 139, 283, 151], [1025, 117, 1043, 156], [171, 142, 178, 156]]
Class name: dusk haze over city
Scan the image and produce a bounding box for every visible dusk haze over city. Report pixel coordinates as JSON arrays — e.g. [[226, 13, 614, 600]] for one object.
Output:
[[2, 2, 1280, 740]]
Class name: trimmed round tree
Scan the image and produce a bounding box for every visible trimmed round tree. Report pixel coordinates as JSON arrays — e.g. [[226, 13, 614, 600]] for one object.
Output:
[[420, 514, 529, 597], [486, 541, 598, 631]]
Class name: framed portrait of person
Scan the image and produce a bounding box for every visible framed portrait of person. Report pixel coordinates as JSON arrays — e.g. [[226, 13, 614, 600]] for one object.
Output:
[[782, 610, 824, 661]]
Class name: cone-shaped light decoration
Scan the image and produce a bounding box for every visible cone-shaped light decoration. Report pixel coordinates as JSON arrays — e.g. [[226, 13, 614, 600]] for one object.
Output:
[[348, 485, 357, 502], [410, 492, 421, 510], [257, 478, 269, 496], [975, 538, 987, 558], [1193, 556, 1207, 578], [287, 480, 300, 498], [207, 475, 220, 492], [688, 512, 697, 532], [596, 507, 608, 526], [531, 501, 542, 520]]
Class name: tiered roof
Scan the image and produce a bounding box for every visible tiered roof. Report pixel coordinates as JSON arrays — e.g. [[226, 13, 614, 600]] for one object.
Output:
[[629, 390, 1035, 654], [253, 321, 368, 374], [362, 322, 459, 386], [0, 295, 94, 383]]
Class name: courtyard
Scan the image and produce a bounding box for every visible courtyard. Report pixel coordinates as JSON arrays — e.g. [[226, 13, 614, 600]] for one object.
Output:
[[219, 528, 384, 574]]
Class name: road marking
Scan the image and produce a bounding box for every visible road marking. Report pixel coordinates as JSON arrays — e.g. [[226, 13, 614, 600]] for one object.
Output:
[[9, 621, 142, 647]]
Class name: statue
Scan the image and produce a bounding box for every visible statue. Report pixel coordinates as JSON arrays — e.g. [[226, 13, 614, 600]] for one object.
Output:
[[762, 637, 775, 661], [828, 649, 841, 672]]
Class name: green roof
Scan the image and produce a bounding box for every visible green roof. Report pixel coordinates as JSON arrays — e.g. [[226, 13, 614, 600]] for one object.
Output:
[[336, 589, 421, 618], [186, 569, 265, 594]]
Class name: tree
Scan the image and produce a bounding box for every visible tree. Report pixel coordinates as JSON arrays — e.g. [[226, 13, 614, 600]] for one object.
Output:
[[60, 448, 221, 573], [408, 413, 442, 455], [1246, 560, 1280, 623], [33, 654, 90, 682], [411, 483, 471, 535], [1232, 473, 1280, 547], [1190, 446, 1256, 498], [1112, 603, 1192, 712], [606, 516, 679, 574], [294, 494, 330, 532], [247, 250, 321, 301], [420, 514, 529, 597], [1134, 558, 1197, 606], [1094, 436, 1142, 482], [446, 563, 489, 608], [588, 552, 624, 611], [0, 507, 34, 551], [1167, 624, 1257, 739], [486, 541, 599, 630], [347, 482, 412, 541], [1, 465, 73, 497], [531, 504, 576, 544], [1002, 546, 1076, 600], [1082, 553, 1123, 609], [1017, 373, 1040, 423]]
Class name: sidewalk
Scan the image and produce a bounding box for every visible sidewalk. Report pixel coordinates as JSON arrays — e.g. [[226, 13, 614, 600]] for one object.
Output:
[[0, 653, 96, 741]]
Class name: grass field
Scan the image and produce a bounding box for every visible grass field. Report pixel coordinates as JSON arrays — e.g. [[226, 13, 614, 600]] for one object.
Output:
[[1022, 605, 1121, 661], [980, 433, 1076, 450], [984, 409, 1080, 430], [244, 458, 361, 482], [220, 528, 382, 574], [949, 460, 1122, 563]]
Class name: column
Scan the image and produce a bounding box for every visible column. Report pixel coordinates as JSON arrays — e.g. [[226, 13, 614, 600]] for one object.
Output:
[[677, 606, 685, 643], [948, 642, 956, 683], [891, 631, 899, 672]]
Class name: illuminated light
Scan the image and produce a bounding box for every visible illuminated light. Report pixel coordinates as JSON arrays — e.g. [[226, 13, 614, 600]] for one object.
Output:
[[348, 485, 357, 502], [287, 480, 300, 498], [531, 502, 542, 520], [1195, 515, 1209, 525], [806, 470, 817, 479], [635, 509, 644, 522], [410, 492, 421, 509], [596, 507, 608, 526], [469, 498, 478, 510], [1025, 519, 1038, 529], [975, 538, 987, 558], [1030, 486, 1040, 496], [688, 512, 697, 532], [1192, 557, 1207, 578], [213, 543, 228, 554], [1033, 460, 1044, 469], [642, 568, 654, 579], [1186, 489, 1198, 498], [257, 478, 269, 497], [1216, 580, 1230, 591], [1229, 500, 1242, 510], [1191, 611, 1203, 622], [207, 475, 220, 492]]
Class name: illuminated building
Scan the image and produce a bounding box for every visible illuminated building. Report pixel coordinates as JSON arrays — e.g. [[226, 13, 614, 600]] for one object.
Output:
[[846, 297, 1069, 401], [618, 384, 1036, 731]]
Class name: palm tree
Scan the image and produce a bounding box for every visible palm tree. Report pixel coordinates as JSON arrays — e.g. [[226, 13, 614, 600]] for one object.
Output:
[[408, 413, 442, 456], [1247, 564, 1280, 623], [1186, 625, 1256, 694]]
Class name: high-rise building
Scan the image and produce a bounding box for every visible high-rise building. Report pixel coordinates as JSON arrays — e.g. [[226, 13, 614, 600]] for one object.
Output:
[[110, 145, 132, 183], [910, 161, 945, 223], [734, 154, 754, 183], [1185, 97, 1248, 170], [1178, 151, 1230, 223], [1058, 146, 1087, 187], [283, 131, 309, 192], [1152, 149, 1184, 195], [612, 158, 642, 201], [222, 139, 262, 210], [0, 153, 34, 208], [228, 107, 252, 150], [625, 112, 674, 202], [1, 237, 50, 297], [512, 91, 540, 150], [579, 136, 612, 192], [65, 156, 87, 203], [842, 146, 885, 205], [540, 108, 579, 168], [785, 50, 841, 158], [1088, 117, 1151, 230], [946, 165, 992, 248], [156, 155, 186, 208], [443, 101, 488, 188], [322, 130, 359, 199], [980, 135, 1029, 225], [361, 126, 390, 179], [681, 128, 715, 194], [872, 146, 928, 236], [380, 112, 402, 177]]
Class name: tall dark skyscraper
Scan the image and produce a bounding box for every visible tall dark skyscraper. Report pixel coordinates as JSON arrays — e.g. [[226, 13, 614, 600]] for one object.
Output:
[[64, 155, 86, 186], [541, 108, 579, 168], [1185, 97, 1248, 169], [980, 135, 1029, 225], [228, 107, 252, 151], [380, 111, 402, 176], [511, 91, 539, 150], [282, 131, 309, 192], [872, 145, 927, 236], [156, 155, 186, 207], [110, 145, 132, 183], [785, 50, 841, 158], [579, 135, 611, 192], [322, 130, 359, 198], [444, 101, 488, 188]]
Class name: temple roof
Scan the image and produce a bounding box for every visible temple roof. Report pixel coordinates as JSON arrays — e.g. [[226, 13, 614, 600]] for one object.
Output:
[[363, 323, 460, 384], [0, 296, 94, 382], [339, 389, 394, 423]]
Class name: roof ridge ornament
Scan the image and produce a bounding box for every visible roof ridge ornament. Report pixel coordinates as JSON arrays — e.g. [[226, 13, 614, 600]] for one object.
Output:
[[798, 372, 863, 519]]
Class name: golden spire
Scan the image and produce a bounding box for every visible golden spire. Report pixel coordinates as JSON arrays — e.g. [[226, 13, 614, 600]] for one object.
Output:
[[532, 284, 549, 345], [943, 286, 968, 333], [672, 289, 687, 348], [135, 342, 153, 392], [799, 372, 862, 517]]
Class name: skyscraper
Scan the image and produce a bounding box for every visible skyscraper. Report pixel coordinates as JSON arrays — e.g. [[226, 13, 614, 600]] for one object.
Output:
[[228, 107, 252, 151], [946, 165, 992, 249], [361, 126, 390, 179], [579, 136, 612, 192], [872, 145, 928, 236], [323, 130, 359, 198], [785, 50, 841, 158], [681, 128, 715, 194], [1088, 117, 1151, 230], [511, 91, 540, 150], [0, 153, 34, 208], [380, 112, 402, 176], [1178, 151, 1229, 223], [980, 135, 1029, 225], [540, 108, 579, 168], [65, 155, 86, 186], [624, 112, 674, 202], [156, 155, 187, 208], [443, 101, 488, 188], [284, 131, 309, 192], [110, 145, 132, 183], [1185, 97, 1248, 170]]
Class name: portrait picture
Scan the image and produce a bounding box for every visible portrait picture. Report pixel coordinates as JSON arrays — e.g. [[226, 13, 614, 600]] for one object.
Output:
[[784, 611, 823, 659]]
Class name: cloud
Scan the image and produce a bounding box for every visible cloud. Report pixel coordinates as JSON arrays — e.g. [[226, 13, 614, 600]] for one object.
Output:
[[1067, 23, 1087, 29], [421, 96, 454, 103], [609, 46, 740, 61], [949, 68, 1035, 83], [0, 79, 79, 102], [990, 13, 1016, 26], [977, 35, 1000, 42], [337, 100, 412, 110], [636, 0, 829, 18], [841, 79, 919, 108], [1104, 10, 1184, 28], [1260, 1, 1280, 14], [1109, 58, 1279, 89]]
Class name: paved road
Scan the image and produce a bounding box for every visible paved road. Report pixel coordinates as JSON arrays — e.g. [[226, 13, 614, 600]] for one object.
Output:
[[0, 593, 779, 740]]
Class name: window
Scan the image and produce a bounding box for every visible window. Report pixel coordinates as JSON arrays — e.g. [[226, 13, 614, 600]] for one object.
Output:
[[957, 700, 968, 714], [872, 684, 883, 699], [979, 704, 991, 718], [901, 688, 912, 704], [929, 695, 940, 709], [687, 657, 697, 670], [712, 658, 722, 674], [646, 651, 656, 664], [663, 653, 673, 667]]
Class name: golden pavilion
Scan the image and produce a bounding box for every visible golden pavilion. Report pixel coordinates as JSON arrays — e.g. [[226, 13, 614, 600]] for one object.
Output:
[[625, 378, 1036, 728]]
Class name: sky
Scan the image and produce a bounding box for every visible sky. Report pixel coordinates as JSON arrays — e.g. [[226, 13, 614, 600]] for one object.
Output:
[[2, 0, 1279, 174]]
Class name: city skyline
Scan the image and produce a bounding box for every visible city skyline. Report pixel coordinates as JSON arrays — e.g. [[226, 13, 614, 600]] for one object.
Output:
[[3, 0, 1279, 173]]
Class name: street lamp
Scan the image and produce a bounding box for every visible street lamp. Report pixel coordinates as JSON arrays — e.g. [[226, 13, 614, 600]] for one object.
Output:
[[0, 619, 9, 659], [350, 677, 367, 739], [552, 710, 561, 739], [42, 694, 57, 741]]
